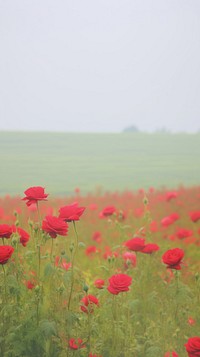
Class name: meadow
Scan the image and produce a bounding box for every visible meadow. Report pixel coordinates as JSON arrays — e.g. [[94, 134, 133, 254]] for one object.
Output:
[[0, 131, 200, 195], [0, 185, 200, 356]]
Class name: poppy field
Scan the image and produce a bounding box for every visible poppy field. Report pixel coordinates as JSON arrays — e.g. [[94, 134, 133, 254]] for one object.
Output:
[[0, 185, 200, 356]]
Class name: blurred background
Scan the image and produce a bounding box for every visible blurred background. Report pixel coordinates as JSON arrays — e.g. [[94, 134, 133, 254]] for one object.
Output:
[[0, 1, 200, 195]]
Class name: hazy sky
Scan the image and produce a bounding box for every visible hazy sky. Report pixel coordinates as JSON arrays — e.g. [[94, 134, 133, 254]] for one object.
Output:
[[0, 0, 200, 133]]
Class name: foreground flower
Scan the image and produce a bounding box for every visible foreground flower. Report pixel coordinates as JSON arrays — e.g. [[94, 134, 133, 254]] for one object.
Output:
[[107, 273, 132, 295], [124, 237, 145, 252], [59, 202, 85, 222], [68, 338, 85, 350], [162, 248, 184, 270], [0, 245, 14, 264], [185, 336, 200, 356], [42, 215, 68, 238], [22, 186, 48, 206], [80, 294, 99, 313], [0, 224, 13, 239]]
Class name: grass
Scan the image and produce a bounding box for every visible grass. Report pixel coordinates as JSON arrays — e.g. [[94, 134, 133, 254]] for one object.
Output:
[[0, 131, 200, 196]]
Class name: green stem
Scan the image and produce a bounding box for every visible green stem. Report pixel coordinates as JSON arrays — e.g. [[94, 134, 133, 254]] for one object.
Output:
[[36, 203, 42, 280], [50, 238, 54, 263], [2, 264, 7, 300], [67, 221, 79, 311]]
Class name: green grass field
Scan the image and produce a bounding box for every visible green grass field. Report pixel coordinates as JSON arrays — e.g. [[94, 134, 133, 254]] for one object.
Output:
[[0, 131, 199, 196]]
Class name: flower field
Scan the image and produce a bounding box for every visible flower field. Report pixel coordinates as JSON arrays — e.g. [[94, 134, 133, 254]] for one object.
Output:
[[0, 185, 200, 356]]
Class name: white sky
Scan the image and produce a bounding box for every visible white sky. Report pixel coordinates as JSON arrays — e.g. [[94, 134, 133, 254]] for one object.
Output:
[[0, 0, 200, 133]]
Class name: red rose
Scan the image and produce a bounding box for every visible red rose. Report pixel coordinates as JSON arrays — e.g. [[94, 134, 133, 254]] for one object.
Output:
[[0, 224, 13, 239], [123, 252, 137, 268], [94, 279, 105, 289], [0, 245, 14, 264], [85, 245, 98, 256], [92, 231, 102, 243], [165, 191, 178, 201], [80, 294, 99, 313], [99, 205, 116, 218], [107, 273, 132, 295], [42, 215, 68, 238], [162, 248, 184, 270], [141, 243, 160, 254], [124, 237, 145, 252], [68, 338, 85, 350], [190, 211, 200, 223], [22, 186, 48, 206], [185, 336, 200, 357], [12, 226, 30, 247], [176, 228, 193, 239], [59, 202, 85, 222]]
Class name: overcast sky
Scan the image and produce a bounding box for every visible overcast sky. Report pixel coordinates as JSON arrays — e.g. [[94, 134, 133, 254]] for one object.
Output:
[[0, 0, 200, 133]]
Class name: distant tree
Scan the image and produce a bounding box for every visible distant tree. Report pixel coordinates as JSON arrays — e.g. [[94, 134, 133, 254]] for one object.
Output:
[[123, 125, 139, 133]]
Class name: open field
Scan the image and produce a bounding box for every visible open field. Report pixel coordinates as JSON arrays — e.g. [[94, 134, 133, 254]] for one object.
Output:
[[0, 131, 200, 196]]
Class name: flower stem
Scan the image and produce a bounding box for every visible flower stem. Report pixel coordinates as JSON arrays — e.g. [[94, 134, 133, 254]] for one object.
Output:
[[67, 221, 79, 311], [2, 264, 7, 300]]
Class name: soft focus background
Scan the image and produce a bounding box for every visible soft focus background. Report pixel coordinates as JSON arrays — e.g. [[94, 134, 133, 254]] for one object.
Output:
[[0, 1, 200, 195]]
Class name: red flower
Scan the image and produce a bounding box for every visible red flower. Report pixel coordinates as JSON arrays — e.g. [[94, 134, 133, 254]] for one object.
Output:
[[0, 245, 14, 264], [59, 202, 85, 222], [99, 205, 116, 218], [92, 231, 102, 243], [176, 228, 193, 239], [12, 226, 30, 247], [185, 336, 200, 357], [141, 243, 160, 254], [68, 338, 85, 350], [190, 211, 200, 223], [107, 273, 132, 295], [85, 245, 98, 256], [94, 279, 105, 289], [17, 227, 30, 247], [161, 213, 179, 227], [42, 215, 68, 238], [25, 279, 36, 289], [80, 294, 99, 313], [162, 248, 184, 270], [164, 352, 179, 357], [0, 224, 13, 239], [123, 252, 137, 268], [124, 237, 145, 252], [188, 317, 196, 326], [55, 256, 71, 271], [165, 191, 178, 201], [22, 186, 48, 206]]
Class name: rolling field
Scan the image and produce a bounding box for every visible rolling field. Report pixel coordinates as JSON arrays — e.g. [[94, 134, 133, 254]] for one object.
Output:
[[0, 131, 200, 196]]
